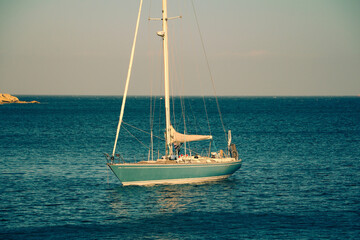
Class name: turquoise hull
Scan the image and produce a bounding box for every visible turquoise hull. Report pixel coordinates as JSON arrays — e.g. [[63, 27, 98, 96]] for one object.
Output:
[[107, 161, 242, 185]]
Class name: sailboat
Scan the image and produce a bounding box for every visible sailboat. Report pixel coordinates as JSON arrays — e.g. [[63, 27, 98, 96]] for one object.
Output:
[[106, 0, 242, 186]]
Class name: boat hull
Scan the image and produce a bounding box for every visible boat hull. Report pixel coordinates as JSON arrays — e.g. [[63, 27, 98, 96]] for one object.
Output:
[[107, 161, 242, 186]]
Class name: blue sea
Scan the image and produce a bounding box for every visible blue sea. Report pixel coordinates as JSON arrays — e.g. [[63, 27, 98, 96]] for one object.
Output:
[[1, 96, 359, 239]]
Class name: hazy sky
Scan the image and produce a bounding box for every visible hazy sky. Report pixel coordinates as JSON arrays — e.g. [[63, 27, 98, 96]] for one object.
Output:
[[1, 0, 359, 96]]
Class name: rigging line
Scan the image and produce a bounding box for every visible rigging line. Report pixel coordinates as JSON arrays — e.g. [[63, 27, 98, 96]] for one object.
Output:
[[180, 94, 188, 155], [151, 95, 157, 137], [169, 22, 181, 129], [158, 41, 163, 159], [202, 96, 212, 135], [184, 109, 195, 155], [150, 95, 158, 160], [190, 0, 227, 142], [178, 4, 186, 132], [148, 1, 154, 161], [122, 121, 164, 141], [185, 104, 197, 135], [171, 96, 177, 128], [169, 23, 176, 127], [170, 46, 176, 127], [179, 146, 204, 157], [149, 90, 153, 160], [122, 125, 151, 150], [112, 0, 143, 157], [180, 95, 186, 134], [186, 98, 201, 134], [149, 87, 154, 161], [171, 97, 176, 128], [168, 9, 184, 131]]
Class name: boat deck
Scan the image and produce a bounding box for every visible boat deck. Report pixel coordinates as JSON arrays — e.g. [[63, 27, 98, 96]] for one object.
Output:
[[133, 156, 240, 165]]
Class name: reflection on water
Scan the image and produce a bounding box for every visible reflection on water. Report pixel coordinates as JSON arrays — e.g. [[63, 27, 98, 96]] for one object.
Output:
[[157, 187, 188, 213], [107, 178, 241, 221]]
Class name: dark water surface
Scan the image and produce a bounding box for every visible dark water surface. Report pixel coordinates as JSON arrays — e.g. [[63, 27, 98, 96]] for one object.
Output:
[[1, 96, 359, 239]]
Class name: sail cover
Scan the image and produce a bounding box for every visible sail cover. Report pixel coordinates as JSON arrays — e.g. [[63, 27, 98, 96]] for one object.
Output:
[[169, 125, 212, 144]]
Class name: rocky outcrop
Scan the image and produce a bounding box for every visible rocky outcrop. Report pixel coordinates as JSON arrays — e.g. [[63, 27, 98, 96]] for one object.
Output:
[[0, 93, 40, 104]]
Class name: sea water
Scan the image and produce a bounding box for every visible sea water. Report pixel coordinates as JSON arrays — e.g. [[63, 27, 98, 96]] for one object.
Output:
[[1, 96, 359, 239]]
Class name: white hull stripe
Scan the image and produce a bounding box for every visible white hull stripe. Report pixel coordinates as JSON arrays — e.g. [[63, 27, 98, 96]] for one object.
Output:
[[121, 174, 232, 186]]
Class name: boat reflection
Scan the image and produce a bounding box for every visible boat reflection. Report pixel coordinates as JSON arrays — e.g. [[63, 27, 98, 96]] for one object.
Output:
[[107, 179, 240, 220]]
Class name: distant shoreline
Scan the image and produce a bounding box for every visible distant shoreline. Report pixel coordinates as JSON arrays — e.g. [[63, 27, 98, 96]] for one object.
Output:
[[0, 93, 40, 105]]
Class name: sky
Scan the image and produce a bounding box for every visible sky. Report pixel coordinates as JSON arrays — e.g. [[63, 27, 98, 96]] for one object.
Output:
[[0, 0, 359, 96]]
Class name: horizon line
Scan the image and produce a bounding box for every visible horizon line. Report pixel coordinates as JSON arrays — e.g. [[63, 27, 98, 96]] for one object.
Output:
[[9, 93, 360, 98]]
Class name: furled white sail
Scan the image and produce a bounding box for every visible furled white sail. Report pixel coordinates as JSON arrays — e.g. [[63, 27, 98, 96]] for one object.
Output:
[[169, 125, 212, 144]]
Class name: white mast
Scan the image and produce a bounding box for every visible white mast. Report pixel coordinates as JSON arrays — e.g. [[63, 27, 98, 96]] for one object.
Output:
[[152, 0, 181, 156], [162, 0, 172, 156]]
